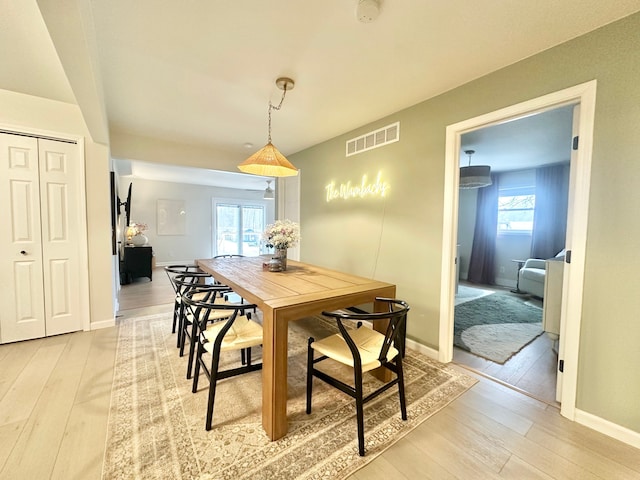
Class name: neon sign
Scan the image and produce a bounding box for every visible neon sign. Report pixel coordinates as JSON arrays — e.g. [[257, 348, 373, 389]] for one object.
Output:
[[325, 172, 390, 202]]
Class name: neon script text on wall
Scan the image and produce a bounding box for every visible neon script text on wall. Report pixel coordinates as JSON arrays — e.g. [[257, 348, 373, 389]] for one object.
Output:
[[325, 172, 390, 202]]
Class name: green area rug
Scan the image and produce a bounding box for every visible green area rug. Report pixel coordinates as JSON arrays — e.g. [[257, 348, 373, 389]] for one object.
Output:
[[455, 285, 494, 306], [454, 292, 543, 364]]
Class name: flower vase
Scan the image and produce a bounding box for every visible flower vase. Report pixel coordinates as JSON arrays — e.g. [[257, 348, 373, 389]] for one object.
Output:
[[275, 247, 288, 271], [131, 234, 148, 246]]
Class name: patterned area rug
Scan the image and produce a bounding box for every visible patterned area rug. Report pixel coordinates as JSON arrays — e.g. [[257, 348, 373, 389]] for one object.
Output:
[[102, 312, 476, 479]]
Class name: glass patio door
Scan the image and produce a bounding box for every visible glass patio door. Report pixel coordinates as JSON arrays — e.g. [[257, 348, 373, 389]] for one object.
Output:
[[215, 203, 264, 256]]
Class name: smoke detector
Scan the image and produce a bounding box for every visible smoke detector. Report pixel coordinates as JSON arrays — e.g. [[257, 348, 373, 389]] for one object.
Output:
[[356, 0, 380, 23]]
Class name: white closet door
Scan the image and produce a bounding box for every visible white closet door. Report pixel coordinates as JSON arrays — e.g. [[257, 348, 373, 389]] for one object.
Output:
[[38, 139, 83, 336], [0, 134, 84, 343], [0, 134, 46, 342]]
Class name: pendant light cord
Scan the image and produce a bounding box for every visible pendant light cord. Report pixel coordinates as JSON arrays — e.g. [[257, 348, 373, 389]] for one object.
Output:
[[267, 85, 289, 143], [464, 149, 475, 167]]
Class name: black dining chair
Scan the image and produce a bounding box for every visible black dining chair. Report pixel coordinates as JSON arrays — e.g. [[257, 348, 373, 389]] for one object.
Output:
[[164, 264, 210, 335], [172, 274, 236, 378], [306, 297, 410, 456], [185, 291, 263, 430]]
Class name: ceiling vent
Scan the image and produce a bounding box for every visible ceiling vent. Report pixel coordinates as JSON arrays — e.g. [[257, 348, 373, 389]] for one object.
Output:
[[346, 121, 400, 156]]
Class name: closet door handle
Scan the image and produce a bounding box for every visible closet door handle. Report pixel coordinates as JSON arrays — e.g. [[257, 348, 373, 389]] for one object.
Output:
[[20, 250, 27, 255]]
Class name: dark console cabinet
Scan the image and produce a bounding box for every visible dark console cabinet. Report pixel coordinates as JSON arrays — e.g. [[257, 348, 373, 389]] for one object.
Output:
[[120, 246, 153, 284]]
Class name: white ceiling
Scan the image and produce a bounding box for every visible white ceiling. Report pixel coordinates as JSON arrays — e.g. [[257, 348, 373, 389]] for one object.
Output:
[[461, 104, 574, 172], [3, 1, 640, 186], [114, 158, 273, 191]]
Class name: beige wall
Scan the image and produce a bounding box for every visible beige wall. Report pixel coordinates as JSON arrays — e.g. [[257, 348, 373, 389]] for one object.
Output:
[[0, 89, 114, 328], [290, 14, 640, 433], [110, 130, 241, 172]]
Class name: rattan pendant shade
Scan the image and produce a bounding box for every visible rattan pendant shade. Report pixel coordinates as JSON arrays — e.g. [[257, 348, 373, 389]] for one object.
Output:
[[238, 77, 299, 177], [238, 142, 298, 177]]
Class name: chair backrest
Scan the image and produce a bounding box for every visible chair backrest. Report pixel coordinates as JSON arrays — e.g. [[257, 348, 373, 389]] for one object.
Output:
[[322, 298, 409, 367], [172, 273, 229, 301], [165, 264, 207, 293], [183, 289, 257, 346]]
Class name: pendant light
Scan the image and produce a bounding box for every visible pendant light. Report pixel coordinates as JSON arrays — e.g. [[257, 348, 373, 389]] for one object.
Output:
[[263, 180, 275, 200], [238, 77, 299, 177], [459, 149, 492, 189]]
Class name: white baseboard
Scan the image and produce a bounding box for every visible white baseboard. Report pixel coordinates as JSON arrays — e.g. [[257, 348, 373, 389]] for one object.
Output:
[[406, 337, 439, 360], [575, 408, 640, 449], [494, 276, 516, 289], [90, 318, 116, 330], [405, 338, 640, 451]]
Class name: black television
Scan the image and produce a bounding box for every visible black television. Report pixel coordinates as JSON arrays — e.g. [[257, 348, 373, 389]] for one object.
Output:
[[117, 182, 132, 227], [110, 172, 117, 254]]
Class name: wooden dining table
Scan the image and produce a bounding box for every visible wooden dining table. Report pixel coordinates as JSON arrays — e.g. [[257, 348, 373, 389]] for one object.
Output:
[[196, 255, 396, 441]]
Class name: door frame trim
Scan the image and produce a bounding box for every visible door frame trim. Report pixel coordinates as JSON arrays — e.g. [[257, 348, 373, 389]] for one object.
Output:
[[438, 80, 597, 421]]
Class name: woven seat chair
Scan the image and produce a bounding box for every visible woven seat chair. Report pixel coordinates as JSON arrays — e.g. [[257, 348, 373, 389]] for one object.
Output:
[[306, 297, 410, 456], [164, 264, 211, 335], [184, 291, 263, 430], [172, 274, 238, 378]]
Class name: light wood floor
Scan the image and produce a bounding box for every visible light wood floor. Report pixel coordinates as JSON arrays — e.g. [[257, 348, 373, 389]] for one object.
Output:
[[454, 283, 559, 406], [0, 268, 637, 479]]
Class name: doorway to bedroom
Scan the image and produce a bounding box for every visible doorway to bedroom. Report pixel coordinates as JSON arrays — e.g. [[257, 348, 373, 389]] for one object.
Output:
[[440, 81, 597, 418], [454, 282, 557, 403], [453, 106, 572, 406]]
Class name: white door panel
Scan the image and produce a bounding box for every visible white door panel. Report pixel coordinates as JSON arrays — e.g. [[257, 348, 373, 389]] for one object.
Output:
[[12, 261, 44, 332], [555, 104, 581, 403], [0, 134, 83, 343], [38, 140, 82, 336], [0, 135, 46, 342]]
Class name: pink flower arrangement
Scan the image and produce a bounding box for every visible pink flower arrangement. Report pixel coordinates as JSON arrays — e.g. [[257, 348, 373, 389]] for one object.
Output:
[[129, 223, 148, 235], [262, 219, 300, 249]]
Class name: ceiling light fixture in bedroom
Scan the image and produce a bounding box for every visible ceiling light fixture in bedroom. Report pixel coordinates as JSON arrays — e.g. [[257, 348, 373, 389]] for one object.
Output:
[[459, 149, 492, 189]]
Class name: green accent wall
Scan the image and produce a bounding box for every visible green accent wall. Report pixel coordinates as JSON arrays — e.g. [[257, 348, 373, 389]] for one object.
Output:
[[290, 13, 640, 433]]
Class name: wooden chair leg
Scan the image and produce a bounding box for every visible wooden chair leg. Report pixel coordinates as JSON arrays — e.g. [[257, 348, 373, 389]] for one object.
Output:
[[354, 368, 365, 457], [185, 318, 199, 378], [396, 356, 407, 420], [176, 302, 185, 348], [306, 338, 314, 414], [205, 350, 221, 431], [192, 340, 203, 394], [180, 314, 194, 358], [171, 299, 179, 333]]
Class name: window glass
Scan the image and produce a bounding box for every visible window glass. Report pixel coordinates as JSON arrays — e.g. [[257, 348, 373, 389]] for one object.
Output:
[[215, 203, 265, 255], [241, 206, 264, 256], [497, 187, 535, 234]]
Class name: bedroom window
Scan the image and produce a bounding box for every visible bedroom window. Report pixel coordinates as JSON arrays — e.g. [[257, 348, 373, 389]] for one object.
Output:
[[497, 186, 535, 234]]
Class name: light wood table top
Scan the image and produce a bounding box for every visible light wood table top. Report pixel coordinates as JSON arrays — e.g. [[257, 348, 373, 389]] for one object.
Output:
[[196, 256, 396, 440]]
